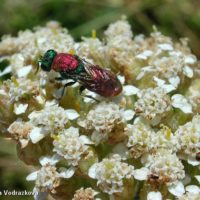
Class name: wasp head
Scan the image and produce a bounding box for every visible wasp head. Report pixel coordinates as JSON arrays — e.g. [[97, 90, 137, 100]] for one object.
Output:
[[39, 49, 57, 72]]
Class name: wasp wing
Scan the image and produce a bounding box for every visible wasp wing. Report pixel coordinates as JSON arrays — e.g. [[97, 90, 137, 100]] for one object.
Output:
[[76, 59, 122, 97]]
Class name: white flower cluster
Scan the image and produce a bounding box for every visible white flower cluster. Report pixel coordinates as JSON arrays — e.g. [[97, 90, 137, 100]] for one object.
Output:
[[0, 18, 200, 200], [134, 87, 171, 122], [144, 149, 185, 186], [0, 21, 74, 75], [29, 102, 69, 133], [79, 101, 134, 145], [104, 18, 133, 41], [126, 123, 177, 159], [134, 31, 197, 83], [7, 121, 33, 148], [76, 37, 105, 65], [89, 154, 134, 194], [53, 127, 92, 166], [4, 77, 39, 102], [175, 115, 200, 166], [8, 101, 79, 146], [72, 187, 99, 200], [105, 19, 135, 79], [26, 156, 75, 197]]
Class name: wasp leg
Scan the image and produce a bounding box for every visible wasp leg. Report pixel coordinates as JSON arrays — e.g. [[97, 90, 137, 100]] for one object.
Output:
[[56, 81, 76, 100], [79, 86, 100, 102], [79, 85, 85, 95]]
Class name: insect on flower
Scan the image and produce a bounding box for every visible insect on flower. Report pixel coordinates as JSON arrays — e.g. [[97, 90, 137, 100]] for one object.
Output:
[[38, 49, 122, 100]]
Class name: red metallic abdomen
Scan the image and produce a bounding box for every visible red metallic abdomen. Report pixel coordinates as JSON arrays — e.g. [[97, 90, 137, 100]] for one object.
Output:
[[52, 53, 78, 72]]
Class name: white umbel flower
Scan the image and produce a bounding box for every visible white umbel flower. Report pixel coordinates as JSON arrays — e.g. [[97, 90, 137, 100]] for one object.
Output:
[[175, 115, 200, 165], [53, 127, 92, 166], [144, 149, 185, 186], [35, 164, 60, 192], [29, 102, 72, 133], [79, 102, 134, 145], [88, 154, 134, 194], [126, 123, 177, 159], [76, 37, 105, 65], [134, 87, 171, 121], [104, 19, 133, 41], [8, 120, 33, 148], [26, 155, 74, 194], [125, 123, 155, 158], [5, 77, 39, 102], [72, 187, 99, 200]]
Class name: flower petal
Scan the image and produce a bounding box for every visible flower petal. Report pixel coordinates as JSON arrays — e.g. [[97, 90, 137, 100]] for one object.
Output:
[[122, 109, 135, 121], [134, 167, 149, 181], [186, 185, 200, 194], [26, 171, 38, 181], [136, 50, 153, 60], [147, 191, 162, 200], [168, 181, 185, 197], [185, 55, 197, 64], [39, 155, 60, 166], [123, 85, 139, 96], [66, 109, 79, 120], [171, 94, 192, 113], [117, 75, 125, 84], [153, 77, 176, 93], [14, 103, 28, 115], [88, 163, 98, 179], [158, 43, 173, 51], [0, 66, 11, 76], [79, 135, 93, 144], [29, 127, 45, 144], [136, 66, 155, 80], [17, 65, 32, 77], [183, 66, 193, 78], [168, 76, 180, 87], [195, 176, 200, 184], [187, 156, 200, 166], [20, 139, 29, 148], [59, 167, 75, 178]]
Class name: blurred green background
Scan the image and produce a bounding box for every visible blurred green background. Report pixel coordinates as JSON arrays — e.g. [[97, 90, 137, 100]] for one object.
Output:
[[0, 0, 200, 56], [0, 0, 200, 199]]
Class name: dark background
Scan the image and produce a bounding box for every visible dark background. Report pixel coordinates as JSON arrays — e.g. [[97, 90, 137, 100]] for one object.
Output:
[[0, 0, 199, 199]]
